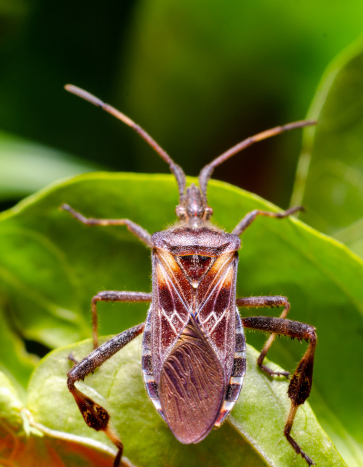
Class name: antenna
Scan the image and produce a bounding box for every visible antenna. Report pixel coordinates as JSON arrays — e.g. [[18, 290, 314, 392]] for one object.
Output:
[[65, 84, 187, 197], [198, 120, 316, 198]]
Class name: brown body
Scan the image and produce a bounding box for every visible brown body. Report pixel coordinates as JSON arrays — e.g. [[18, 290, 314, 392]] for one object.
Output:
[[142, 223, 245, 443], [64, 84, 317, 467]]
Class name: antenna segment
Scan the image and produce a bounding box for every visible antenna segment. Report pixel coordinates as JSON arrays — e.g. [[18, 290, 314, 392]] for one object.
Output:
[[199, 119, 316, 198], [65, 84, 187, 197]]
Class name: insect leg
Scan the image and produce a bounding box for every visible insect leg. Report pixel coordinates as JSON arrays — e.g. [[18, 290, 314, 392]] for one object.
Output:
[[231, 206, 303, 236], [236, 296, 290, 377], [92, 291, 151, 349], [241, 316, 317, 466], [67, 322, 145, 467], [60, 203, 152, 247]]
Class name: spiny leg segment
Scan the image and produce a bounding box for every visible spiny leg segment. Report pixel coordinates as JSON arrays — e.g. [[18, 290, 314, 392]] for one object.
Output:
[[67, 323, 145, 467], [238, 307, 317, 466], [235, 205, 316, 465], [236, 295, 291, 377]]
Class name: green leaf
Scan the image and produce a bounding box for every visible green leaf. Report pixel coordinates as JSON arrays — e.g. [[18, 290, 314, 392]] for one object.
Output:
[[118, 1, 363, 208], [0, 371, 129, 467], [26, 336, 343, 467], [291, 36, 363, 257], [0, 173, 362, 465], [0, 306, 37, 396], [0, 371, 23, 428]]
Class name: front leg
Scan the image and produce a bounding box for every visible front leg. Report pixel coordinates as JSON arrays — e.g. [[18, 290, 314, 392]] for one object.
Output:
[[60, 203, 152, 247], [241, 316, 317, 466], [91, 291, 152, 348], [232, 206, 303, 236], [237, 295, 290, 377], [67, 323, 145, 467]]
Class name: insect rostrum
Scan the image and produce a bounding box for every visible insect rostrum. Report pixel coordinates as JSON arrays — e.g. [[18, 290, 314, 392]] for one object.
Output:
[[63, 85, 317, 467]]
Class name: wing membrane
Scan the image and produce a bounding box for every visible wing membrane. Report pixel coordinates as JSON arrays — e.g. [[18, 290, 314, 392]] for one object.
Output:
[[196, 251, 238, 377], [159, 318, 225, 443], [151, 250, 193, 380]]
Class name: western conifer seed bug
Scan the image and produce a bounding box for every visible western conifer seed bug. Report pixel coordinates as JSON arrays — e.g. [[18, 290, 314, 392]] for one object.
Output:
[[62, 84, 317, 467]]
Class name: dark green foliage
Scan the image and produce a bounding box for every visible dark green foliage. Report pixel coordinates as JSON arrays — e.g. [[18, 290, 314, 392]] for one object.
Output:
[[0, 174, 361, 465]]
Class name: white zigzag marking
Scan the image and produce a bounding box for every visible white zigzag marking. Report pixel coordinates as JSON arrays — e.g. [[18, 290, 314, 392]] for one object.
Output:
[[160, 307, 186, 334], [199, 306, 229, 334]]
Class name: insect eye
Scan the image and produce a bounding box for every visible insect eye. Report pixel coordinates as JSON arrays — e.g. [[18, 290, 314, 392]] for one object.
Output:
[[204, 207, 213, 219], [176, 205, 186, 219]]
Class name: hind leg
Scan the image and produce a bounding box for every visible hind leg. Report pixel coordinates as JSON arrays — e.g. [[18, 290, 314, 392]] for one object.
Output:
[[67, 323, 145, 467], [241, 315, 317, 466]]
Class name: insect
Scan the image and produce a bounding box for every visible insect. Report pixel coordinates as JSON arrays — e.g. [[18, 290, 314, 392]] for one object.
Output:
[[63, 84, 317, 467]]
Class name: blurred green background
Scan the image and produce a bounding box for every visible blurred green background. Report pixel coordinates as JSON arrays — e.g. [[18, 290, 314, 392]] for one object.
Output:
[[1, 0, 363, 209], [1, 2, 363, 466]]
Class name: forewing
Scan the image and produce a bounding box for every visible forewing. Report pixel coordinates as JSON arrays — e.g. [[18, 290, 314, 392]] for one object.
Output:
[[195, 251, 238, 378], [151, 249, 193, 380], [159, 318, 225, 444]]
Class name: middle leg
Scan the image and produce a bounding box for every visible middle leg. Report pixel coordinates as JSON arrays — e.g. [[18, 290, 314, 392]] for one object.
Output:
[[236, 295, 290, 377], [91, 291, 152, 349]]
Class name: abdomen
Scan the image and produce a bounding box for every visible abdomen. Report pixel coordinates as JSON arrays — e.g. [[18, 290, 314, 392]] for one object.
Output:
[[142, 309, 246, 442], [158, 317, 225, 443]]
